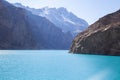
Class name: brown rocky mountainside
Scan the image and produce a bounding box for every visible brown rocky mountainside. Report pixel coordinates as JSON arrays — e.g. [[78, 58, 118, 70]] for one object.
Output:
[[70, 10, 120, 56]]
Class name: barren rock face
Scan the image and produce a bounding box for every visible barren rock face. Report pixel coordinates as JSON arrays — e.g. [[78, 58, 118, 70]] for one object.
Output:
[[70, 10, 120, 56]]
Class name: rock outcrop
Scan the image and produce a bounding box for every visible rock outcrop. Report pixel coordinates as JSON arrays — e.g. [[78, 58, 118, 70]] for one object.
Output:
[[70, 10, 120, 55], [0, 0, 72, 49]]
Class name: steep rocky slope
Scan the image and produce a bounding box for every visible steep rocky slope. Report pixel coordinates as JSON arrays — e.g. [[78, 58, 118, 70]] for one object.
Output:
[[70, 10, 120, 55], [0, 0, 72, 49]]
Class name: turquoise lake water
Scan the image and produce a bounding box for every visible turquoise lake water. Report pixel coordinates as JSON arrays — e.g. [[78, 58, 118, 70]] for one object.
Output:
[[0, 50, 120, 80]]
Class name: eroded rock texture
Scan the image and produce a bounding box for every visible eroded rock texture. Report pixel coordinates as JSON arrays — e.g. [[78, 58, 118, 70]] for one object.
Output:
[[70, 10, 120, 55]]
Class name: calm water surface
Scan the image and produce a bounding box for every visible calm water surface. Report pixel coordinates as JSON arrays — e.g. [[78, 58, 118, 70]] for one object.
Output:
[[0, 50, 120, 80]]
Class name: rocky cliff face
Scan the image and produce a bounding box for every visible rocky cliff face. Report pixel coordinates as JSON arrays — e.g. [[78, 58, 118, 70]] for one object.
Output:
[[0, 0, 72, 49], [70, 10, 120, 55]]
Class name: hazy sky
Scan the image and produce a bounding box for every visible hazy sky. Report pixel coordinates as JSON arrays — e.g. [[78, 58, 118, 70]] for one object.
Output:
[[6, 0, 120, 24]]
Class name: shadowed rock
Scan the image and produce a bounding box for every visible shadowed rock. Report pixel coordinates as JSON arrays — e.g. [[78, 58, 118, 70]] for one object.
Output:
[[0, 0, 72, 49]]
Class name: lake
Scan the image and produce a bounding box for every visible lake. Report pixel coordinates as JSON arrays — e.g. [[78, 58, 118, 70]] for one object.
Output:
[[0, 50, 120, 80]]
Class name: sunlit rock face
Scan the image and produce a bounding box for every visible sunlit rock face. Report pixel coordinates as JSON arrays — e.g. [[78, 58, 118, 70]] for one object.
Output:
[[0, 0, 72, 49], [70, 10, 120, 55]]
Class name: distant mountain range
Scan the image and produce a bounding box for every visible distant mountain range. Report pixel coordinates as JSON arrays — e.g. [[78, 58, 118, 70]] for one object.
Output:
[[0, 0, 74, 49], [14, 3, 88, 36], [0, 0, 88, 49]]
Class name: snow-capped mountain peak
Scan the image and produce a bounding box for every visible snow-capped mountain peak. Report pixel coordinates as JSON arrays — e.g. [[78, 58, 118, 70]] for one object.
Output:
[[42, 7, 49, 15], [13, 3, 88, 37]]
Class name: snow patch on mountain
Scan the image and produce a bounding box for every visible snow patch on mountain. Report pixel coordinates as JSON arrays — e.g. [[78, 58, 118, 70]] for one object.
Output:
[[62, 16, 76, 25], [13, 3, 89, 37]]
